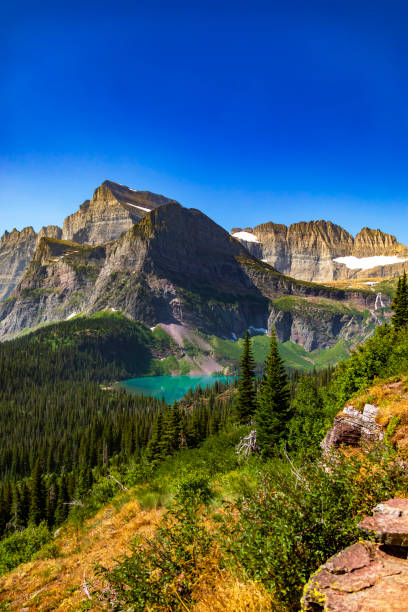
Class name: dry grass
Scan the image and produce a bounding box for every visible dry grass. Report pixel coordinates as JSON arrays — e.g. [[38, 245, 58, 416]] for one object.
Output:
[[0, 497, 162, 611], [347, 376, 408, 427], [192, 558, 281, 612]]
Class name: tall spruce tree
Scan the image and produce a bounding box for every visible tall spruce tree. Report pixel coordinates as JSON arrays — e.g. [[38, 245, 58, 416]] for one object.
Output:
[[392, 271, 408, 329], [29, 459, 46, 525], [146, 411, 164, 463], [235, 330, 257, 424], [256, 328, 290, 457]]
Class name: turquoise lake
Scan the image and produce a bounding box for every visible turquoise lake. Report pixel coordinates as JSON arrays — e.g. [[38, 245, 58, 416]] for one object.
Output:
[[119, 375, 234, 404]]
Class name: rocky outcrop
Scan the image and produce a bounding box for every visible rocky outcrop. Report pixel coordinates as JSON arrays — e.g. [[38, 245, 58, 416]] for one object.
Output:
[[232, 221, 408, 282], [0, 225, 62, 300], [359, 499, 408, 547], [0, 203, 380, 344], [62, 180, 178, 245], [321, 404, 384, 453], [267, 298, 377, 351], [353, 228, 407, 258], [302, 499, 408, 611]]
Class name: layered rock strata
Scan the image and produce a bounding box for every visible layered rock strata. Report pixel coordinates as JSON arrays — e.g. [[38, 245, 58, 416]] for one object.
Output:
[[0, 203, 380, 344], [61, 180, 178, 245], [302, 499, 408, 611], [0, 225, 62, 300], [232, 222, 408, 282], [321, 404, 384, 453]]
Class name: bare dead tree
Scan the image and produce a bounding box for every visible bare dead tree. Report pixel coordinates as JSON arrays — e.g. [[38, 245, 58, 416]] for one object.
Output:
[[236, 429, 259, 459], [108, 474, 129, 491]]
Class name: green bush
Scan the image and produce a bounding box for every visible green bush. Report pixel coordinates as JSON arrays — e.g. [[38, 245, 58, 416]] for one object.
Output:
[[97, 487, 213, 610], [0, 523, 51, 575]]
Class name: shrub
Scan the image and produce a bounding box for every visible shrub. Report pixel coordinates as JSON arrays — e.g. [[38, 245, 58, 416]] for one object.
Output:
[[97, 485, 214, 610], [221, 449, 408, 610], [0, 523, 51, 575]]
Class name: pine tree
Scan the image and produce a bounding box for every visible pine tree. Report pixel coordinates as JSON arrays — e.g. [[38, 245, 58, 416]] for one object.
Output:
[[256, 328, 291, 457], [392, 271, 408, 329], [161, 403, 182, 456], [146, 411, 164, 463], [54, 474, 69, 525], [235, 331, 257, 424], [29, 459, 46, 525]]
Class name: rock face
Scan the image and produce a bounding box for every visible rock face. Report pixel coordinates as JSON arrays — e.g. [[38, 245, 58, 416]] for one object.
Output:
[[359, 499, 408, 547], [302, 499, 408, 611], [302, 540, 408, 611], [0, 203, 380, 342], [0, 225, 62, 300], [321, 404, 384, 453], [62, 180, 178, 245], [232, 222, 408, 282], [267, 298, 378, 351]]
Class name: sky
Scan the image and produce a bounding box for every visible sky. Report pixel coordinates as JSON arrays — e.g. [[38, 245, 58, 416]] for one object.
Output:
[[2, 0, 408, 240]]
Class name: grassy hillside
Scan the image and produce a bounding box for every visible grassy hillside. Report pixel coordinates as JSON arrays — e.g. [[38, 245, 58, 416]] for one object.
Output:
[[207, 332, 349, 372], [2, 322, 408, 609]]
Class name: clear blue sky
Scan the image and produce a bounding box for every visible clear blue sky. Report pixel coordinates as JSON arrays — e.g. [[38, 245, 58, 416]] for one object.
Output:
[[2, 0, 408, 240]]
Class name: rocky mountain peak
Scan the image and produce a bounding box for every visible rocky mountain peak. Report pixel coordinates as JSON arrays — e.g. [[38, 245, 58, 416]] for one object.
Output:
[[61, 180, 179, 246], [352, 227, 402, 257], [0, 226, 36, 247]]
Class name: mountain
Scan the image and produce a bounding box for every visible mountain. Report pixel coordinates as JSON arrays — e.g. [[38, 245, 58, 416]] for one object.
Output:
[[0, 225, 62, 300], [231, 221, 408, 282], [0, 202, 386, 354], [62, 180, 179, 245], [0, 181, 175, 303]]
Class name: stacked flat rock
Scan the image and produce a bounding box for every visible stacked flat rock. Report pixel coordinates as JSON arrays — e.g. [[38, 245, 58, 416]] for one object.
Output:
[[301, 498, 408, 611], [321, 404, 384, 453], [358, 498, 408, 546]]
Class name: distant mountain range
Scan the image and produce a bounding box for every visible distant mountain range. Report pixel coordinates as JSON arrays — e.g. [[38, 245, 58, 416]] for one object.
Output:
[[231, 222, 408, 282], [0, 181, 395, 362]]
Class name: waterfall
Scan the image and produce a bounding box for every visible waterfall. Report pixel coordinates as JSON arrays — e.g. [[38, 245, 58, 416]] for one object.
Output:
[[374, 292, 385, 311]]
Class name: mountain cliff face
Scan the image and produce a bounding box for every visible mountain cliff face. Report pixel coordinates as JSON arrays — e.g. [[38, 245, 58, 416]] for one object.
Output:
[[61, 180, 178, 245], [0, 225, 62, 300], [0, 203, 383, 347], [0, 180, 175, 302], [232, 221, 408, 282]]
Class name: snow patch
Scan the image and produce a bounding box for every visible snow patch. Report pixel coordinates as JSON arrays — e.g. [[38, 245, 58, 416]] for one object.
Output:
[[126, 202, 151, 212], [66, 312, 77, 321], [232, 231, 260, 243], [333, 255, 408, 270]]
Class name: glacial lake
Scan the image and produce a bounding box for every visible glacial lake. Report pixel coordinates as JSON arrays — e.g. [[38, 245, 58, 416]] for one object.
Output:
[[119, 374, 235, 404]]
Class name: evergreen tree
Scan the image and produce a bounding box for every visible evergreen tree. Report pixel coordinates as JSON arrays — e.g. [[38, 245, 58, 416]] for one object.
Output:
[[161, 403, 182, 456], [146, 411, 164, 463], [235, 331, 257, 424], [29, 460, 46, 525], [54, 474, 69, 525], [256, 328, 291, 457], [392, 271, 408, 329]]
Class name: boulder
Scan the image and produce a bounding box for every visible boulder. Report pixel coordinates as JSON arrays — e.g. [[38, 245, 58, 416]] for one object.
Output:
[[359, 498, 408, 547], [301, 541, 408, 611], [302, 499, 408, 611], [321, 404, 384, 453]]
